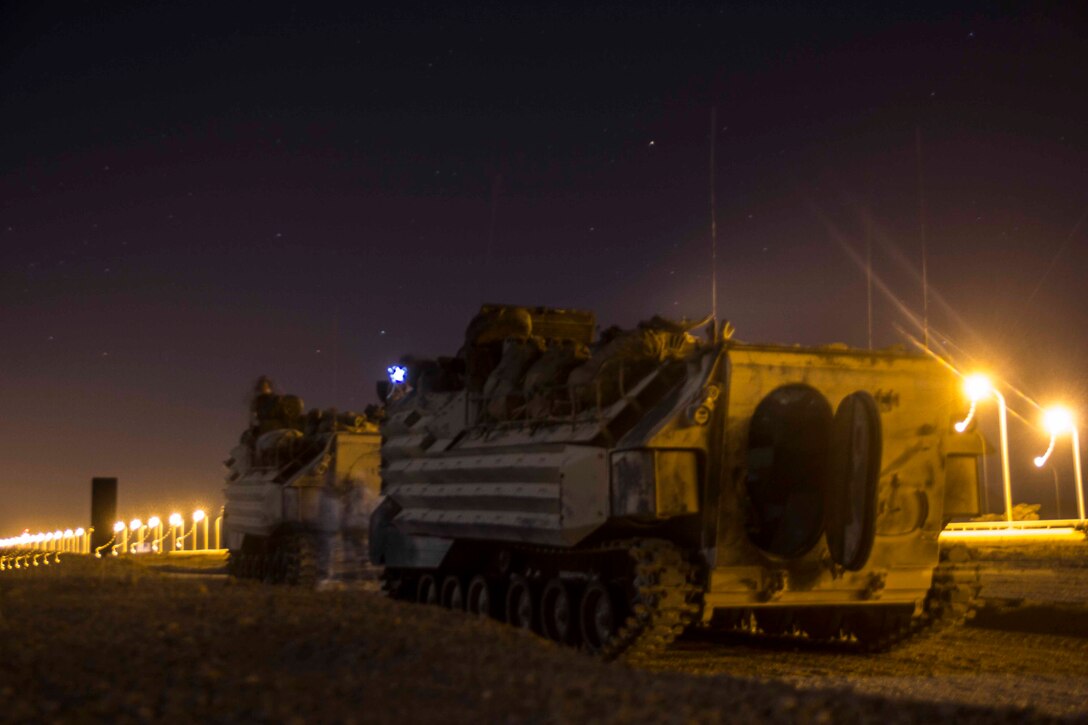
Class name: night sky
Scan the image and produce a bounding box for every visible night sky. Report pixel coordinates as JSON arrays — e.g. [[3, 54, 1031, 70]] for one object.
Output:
[[2, 3, 1087, 534]]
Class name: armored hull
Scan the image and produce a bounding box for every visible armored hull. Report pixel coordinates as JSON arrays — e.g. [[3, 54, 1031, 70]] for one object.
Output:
[[223, 395, 382, 585], [371, 305, 985, 656]]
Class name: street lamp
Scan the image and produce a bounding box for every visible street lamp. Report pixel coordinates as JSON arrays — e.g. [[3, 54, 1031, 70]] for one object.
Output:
[[147, 516, 163, 552], [193, 509, 207, 551], [113, 520, 127, 555], [168, 513, 183, 551], [955, 373, 1013, 523], [129, 518, 144, 553], [1033, 405, 1085, 521]]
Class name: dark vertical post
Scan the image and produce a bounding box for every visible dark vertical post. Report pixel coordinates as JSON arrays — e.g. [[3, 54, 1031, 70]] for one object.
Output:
[[866, 215, 873, 350], [915, 125, 929, 350], [90, 477, 118, 552], [708, 106, 718, 334]]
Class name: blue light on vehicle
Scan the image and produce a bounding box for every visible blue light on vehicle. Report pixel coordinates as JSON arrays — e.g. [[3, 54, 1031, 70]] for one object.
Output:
[[387, 365, 408, 385]]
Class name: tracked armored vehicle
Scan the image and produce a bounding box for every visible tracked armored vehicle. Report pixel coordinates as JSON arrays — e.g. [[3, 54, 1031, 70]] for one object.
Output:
[[223, 382, 382, 585], [370, 304, 986, 658]]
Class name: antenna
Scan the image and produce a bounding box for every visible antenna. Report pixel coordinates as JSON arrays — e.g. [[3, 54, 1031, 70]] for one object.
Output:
[[332, 306, 339, 402], [709, 106, 719, 335], [866, 215, 873, 350], [484, 172, 502, 292], [915, 126, 929, 350]]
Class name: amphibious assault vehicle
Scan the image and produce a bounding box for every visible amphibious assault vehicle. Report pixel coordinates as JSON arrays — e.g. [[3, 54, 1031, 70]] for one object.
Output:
[[370, 304, 986, 658], [223, 381, 382, 585]]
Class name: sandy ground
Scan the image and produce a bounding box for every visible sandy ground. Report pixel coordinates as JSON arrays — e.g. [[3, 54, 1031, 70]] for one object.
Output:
[[1, 552, 1086, 723]]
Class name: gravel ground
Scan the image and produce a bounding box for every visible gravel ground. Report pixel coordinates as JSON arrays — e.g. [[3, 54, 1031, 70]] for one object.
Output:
[[1, 555, 1084, 723], [631, 539, 1088, 719], [642, 622, 1088, 719]]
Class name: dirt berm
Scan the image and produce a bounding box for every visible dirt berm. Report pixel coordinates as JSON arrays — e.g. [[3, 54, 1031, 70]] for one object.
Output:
[[0, 556, 1075, 723]]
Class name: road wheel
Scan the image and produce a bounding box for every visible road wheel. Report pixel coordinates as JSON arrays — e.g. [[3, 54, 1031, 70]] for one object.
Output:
[[466, 575, 494, 618], [441, 576, 465, 610], [417, 574, 439, 605], [505, 575, 535, 630], [579, 580, 619, 654], [541, 578, 579, 645]]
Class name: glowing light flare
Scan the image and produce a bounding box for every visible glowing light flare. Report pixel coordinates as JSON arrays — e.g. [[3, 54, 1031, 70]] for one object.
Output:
[[1043, 406, 1075, 436], [963, 373, 994, 402], [1034, 407, 1077, 468], [193, 509, 206, 523], [387, 365, 408, 385], [129, 519, 142, 531], [113, 521, 126, 533], [75, 528, 85, 537], [147, 516, 161, 528], [953, 372, 996, 428], [954, 374, 994, 433], [168, 513, 183, 527]]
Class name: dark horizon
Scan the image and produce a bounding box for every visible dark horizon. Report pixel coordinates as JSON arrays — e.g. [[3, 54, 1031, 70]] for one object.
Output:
[[2, 2, 1087, 533]]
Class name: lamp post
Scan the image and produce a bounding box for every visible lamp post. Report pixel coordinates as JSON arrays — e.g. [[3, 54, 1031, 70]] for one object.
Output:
[[147, 516, 163, 552], [955, 373, 1013, 523], [193, 509, 207, 551], [1075, 425, 1084, 522], [75, 527, 87, 554], [1050, 467, 1062, 520], [1033, 406, 1085, 522], [113, 520, 127, 555], [129, 519, 144, 553], [168, 513, 183, 551]]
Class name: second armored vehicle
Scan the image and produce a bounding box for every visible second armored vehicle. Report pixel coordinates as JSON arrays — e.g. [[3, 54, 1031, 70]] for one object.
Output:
[[223, 378, 382, 585]]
